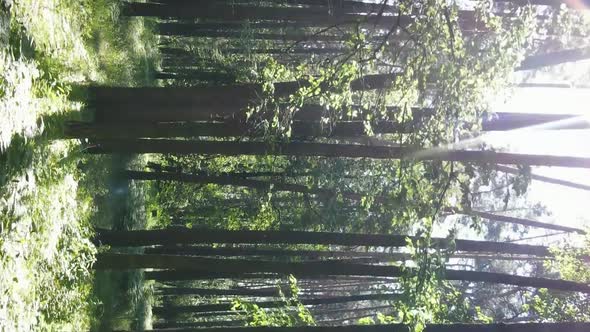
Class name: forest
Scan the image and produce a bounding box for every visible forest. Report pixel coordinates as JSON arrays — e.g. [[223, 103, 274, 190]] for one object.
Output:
[[1, 0, 590, 331]]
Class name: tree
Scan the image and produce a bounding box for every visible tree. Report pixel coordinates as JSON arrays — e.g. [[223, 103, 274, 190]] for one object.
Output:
[[90, 140, 590, 168], [518, 47, 590, 71], [455, 210, 586, 235], [94, 229, 555, 257], [497, 165, 590, 192], [121, 322, 590, 332], [95, 254, 590, 293]]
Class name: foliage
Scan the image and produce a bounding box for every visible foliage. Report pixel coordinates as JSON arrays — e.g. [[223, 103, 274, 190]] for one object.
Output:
[[394, 234, 452, 332], [0, 139, 96, 331], [232, 275, 315, 327], [9, 0, 158, 84], [1, 0, 159, 330], [547, 234, 590, 283], [523, 288, 590, 322]]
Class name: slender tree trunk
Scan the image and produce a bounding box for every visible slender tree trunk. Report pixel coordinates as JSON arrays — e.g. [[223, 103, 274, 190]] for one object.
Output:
[[497, 165, 590, 192], [144, 246, 405, 260], [154, 71, 237, 83], [312, 304, 392, 316], [89, 140, 590, 168], [318, 314, 378, 325], [97, 253, 590, 293], [144, 270, 390, 282], [144, 270, 272, 281], [71, 112, 583, 139], [518, 47, 590, 70], [91, 74, 395, 123], [94, 229, 554, 257], [136, 323, 590, 332], [458, 210, 586, 235], [152, 293, 400, 316], [482, 112, 588, 131], [158, 286, 288, 297], [153, 320, 245, 329], [145, 245, 547, 262], [222, 47, 347, 55], [157, 24, 350, 42], [123, 2, 411, 28], [516, 82, 575, 88], [66, 120, 407, 139], [123, 170, 367, 201]]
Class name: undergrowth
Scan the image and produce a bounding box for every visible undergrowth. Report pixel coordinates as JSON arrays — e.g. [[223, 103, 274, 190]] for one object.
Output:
[[0, 0, 158, 330]]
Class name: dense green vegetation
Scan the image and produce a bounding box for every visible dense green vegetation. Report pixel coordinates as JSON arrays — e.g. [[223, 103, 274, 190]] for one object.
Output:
[[1, 0, 590, 331], [1, 0, 157, 330]]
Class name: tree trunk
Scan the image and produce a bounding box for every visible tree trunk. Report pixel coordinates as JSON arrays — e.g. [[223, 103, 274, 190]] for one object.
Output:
[[152, 293, 400, 316], [459, 210, 586, 235], [154, 71, 237, 83], [158, 286, 288, 297], [312, 304, 392, 316], [91, 74, 395, 123], [123, 2, 410, 28], [152, 321, 239, 329], [145, 246, 405, 260], [497, 165, 590, 192], [97, 253, 590, 293], [144, 245, 546, 262], [153, 320, 245, 329], [482, 112, 588, 131], [123, 170, 368, 201], [94, 229, 554, 257], [518, 47, 590, 71], [157, 23, 350, 42], [318, 314, 378, 325], [89, 140, 590, 168], [137, 322, 590, 332], [222, 47, 347, 55], [66, 120, 407, 139], [144, 269, 391, 282], [144, 270, 272, 281]]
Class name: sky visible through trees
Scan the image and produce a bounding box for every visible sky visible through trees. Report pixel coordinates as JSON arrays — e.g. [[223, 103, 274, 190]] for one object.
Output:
[[2, 0, 590, 331]]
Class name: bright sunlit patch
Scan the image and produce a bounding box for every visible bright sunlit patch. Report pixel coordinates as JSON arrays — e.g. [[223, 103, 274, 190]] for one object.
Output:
[[564, 0, 590, 10]]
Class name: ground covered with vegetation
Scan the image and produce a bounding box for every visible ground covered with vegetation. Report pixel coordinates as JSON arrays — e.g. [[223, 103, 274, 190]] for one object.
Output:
[[0, 0, 158, 330]]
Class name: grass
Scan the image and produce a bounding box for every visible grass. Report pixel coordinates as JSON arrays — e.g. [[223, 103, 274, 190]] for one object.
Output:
[[0, 135, 97, 331], [0, 0, 159, 330]]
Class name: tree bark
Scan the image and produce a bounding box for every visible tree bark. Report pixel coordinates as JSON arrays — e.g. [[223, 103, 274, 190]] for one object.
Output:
[[139, 323, 590, 332], [153, 320, 245, 329], [94, 229, 553, 257], [144, 269, 391, 282], [158, 286, 288, 297], [497, 165, 590, 192], [89, 140, 590, 168], [123, 170, 368, 201], [224, 47, 348, 55], [460, 210, 586, 235], [154, 71, 237, 83], [144, 246, 404, 260], [123, 2, 411, 28], [157, 23, 351, 42], [144, 245, 546, 262], [518, 47, 590, 71], [91, 74, 395, 123], [144, 270, 272, 281], [96, 253, 590, 293], [152, 293, 400, 316], [66, 120, 406, 139], [482, 112, 588, 131]]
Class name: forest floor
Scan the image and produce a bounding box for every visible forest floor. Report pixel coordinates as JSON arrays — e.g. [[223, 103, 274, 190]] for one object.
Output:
[[0, 0, 158, 330]]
